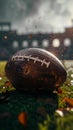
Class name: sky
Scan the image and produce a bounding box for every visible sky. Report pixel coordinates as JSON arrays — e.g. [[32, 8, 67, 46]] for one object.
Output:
[[0, 0, 73, 33]]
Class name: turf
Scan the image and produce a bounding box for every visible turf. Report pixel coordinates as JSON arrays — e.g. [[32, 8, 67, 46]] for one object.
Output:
[[0, 61, 73, 130], [0, 61, 7, 76]]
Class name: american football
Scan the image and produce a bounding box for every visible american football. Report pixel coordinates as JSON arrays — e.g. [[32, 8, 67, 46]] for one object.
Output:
[[5, 48, 67, 93]]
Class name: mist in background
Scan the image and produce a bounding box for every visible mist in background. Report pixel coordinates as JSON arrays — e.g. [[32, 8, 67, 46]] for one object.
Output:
[[0, 0, 73, 33]]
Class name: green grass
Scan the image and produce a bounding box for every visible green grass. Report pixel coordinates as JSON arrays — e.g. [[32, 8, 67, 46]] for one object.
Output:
[[0, 61, 14, 92], [0, 61, 73, 130], [0, 61, 7, 91], [0, 61, 7, 76]]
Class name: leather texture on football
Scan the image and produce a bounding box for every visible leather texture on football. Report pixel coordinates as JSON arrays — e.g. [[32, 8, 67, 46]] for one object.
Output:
[[5, 48, 67, 93]]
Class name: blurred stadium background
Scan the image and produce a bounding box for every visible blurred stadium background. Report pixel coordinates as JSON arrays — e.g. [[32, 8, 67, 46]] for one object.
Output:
[[0, 22, 73, 61]]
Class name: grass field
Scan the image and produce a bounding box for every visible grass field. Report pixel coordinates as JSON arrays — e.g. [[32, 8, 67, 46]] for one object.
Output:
[[0, 61, 73, 130], [0, 61, 14, 92], [0, 61, 7, 77], [0, 61, 7, 91]]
